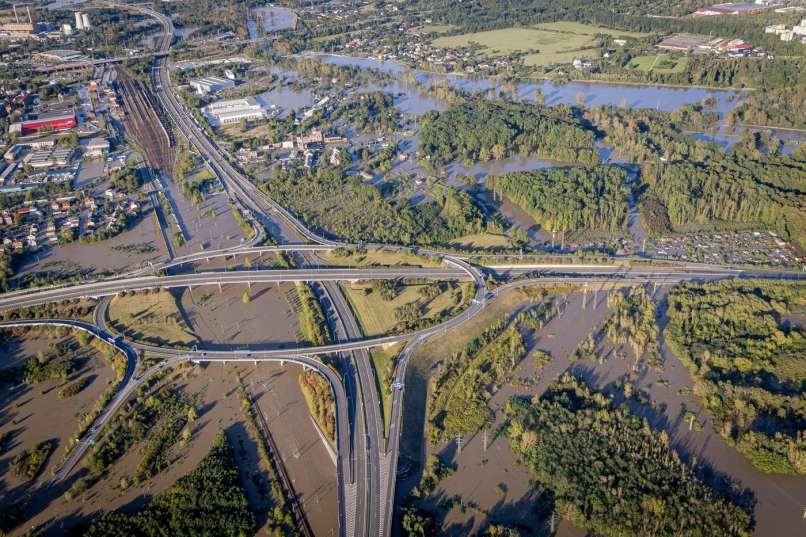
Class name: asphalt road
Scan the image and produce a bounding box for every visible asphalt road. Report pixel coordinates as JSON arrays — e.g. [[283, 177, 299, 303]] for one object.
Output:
[[0, 267, 469, 311], [21, 5, 806, 537]]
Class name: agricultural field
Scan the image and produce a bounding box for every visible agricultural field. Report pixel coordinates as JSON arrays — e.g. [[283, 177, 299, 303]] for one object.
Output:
[[433, 22, 647, 67], [628, 54, 689, 73]]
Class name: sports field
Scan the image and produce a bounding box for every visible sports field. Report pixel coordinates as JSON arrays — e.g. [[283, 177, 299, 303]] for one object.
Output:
[[628, 54, 688, 73], [433, 22, 647, 67]]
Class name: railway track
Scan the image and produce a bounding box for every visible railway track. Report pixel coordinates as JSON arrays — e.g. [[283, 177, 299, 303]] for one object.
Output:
[[114, 66, 175, 176]]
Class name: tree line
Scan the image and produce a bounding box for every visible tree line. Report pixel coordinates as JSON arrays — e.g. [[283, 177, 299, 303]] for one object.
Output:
[[487, 166, 630, 234]]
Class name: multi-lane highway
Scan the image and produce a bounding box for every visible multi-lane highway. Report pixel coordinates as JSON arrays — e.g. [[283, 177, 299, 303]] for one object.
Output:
[[0, 267, 469, 311], [9, 4, 802, 537]]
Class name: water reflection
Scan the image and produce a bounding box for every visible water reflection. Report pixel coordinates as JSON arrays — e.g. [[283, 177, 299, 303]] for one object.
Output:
[[315, 54, 744, 115]]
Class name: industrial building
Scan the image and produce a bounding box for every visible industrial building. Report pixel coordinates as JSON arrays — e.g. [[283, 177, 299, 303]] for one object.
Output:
[[202, 97, 265, 127], [0, 4, 37, 40], [9, 111, 77, 135], [692, 3, 772, 16], [189, 76, 236, 96], [74, 11, 91, 31], [35, 49, 83, 63]]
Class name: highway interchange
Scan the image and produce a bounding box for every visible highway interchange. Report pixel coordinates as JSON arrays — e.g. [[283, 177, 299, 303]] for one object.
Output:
[[2, 3, 804, 537]]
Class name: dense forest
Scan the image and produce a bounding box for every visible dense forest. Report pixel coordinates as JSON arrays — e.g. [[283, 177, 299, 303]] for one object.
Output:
[[419, 100, 599, 167], [604, 287, 661, 368], [486, 166, 629, 234], [259, 168, 487, 245], [86, 431, 255, 537], [506, 375, 753, 537], [586, 106, 806, 248], [665, 280, 806, 475], [730, 86, 806, 130]]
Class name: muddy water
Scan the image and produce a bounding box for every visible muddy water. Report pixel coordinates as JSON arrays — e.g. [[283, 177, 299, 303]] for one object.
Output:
[[315, 54, 743, 115], [404, 288, 806, 537], [257, 86, 314, 115]]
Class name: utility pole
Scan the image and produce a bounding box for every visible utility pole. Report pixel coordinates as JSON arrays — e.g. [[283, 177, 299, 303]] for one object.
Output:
[[482, 429, 488, 453], [689, 413, 695, 431], [456, 435, 463, 454]]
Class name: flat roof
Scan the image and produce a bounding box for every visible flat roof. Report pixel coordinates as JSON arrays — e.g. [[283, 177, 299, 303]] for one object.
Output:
[[38, 49, 82, 60]]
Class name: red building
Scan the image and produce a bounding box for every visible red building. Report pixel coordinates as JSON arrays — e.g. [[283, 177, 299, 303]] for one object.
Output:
[[9, 112, 76, 135]]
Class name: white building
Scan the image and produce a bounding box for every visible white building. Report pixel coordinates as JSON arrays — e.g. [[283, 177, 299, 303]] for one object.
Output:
[[202, 97, 265, 127], [62, 23, 72, 36], [85, 137, 110, 158], [74, 12, 84, 31], [189, 76, 235, 96], [81, 13, 91, 30], [793, 19, 806, 36]]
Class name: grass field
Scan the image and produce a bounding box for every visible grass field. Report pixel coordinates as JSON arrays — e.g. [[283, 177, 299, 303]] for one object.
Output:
[[433, 22, 646, 67], [108, 290, 197, 347], [534, 21, 647, 39], [342, 281, 467, 337], [627, 54, 689, 73], [370, 342, 405, 438], [319, 249, 441, 268], [420, 24, 455, 34], [449, 232, 513, 249]]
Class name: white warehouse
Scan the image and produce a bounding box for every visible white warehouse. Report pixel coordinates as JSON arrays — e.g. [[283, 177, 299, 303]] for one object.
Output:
[[202, 97, 266, 127], [189, 76, 236, 96]]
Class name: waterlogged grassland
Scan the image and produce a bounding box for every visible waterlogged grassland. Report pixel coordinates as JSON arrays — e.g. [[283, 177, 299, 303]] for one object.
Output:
[[427, 302, 555, 444], [342, 280, 470, 337], [108, 290, 197, 347]]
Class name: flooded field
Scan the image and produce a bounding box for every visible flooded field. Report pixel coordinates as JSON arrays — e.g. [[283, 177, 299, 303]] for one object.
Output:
[[178, 282, 301, 348], [315, 54, 744, 115], [0, 355, 336, 537], [397, 286, 806, 537], [158, 173, 246, 254], [13, 213, 167, 281]]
